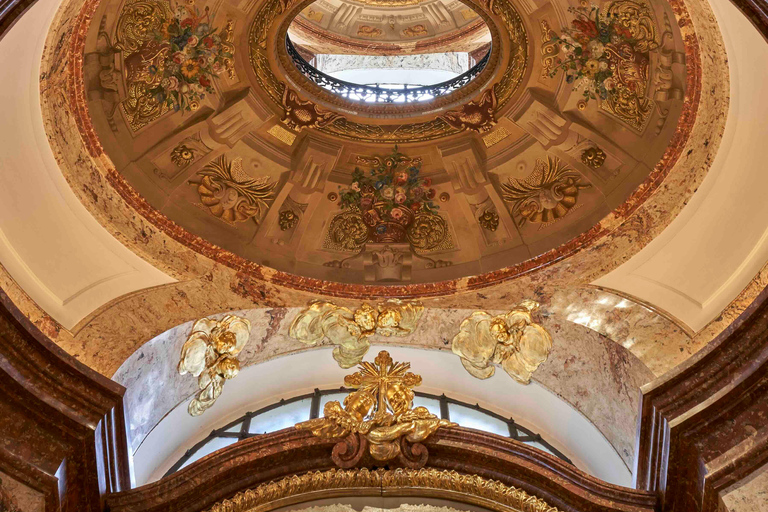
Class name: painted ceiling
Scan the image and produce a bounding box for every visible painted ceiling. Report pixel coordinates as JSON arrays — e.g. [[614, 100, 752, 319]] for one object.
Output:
[[77, 0, 692, 287]]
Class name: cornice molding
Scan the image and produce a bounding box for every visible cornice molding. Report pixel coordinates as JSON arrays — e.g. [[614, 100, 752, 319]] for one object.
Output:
[[634, 284, 768, 511]]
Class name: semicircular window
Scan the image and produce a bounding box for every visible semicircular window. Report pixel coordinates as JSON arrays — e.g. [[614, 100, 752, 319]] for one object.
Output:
[[286, 0, 491, 104], [164, 388, 571, 476]]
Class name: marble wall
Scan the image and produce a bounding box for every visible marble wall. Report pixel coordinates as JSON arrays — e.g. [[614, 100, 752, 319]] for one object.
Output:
[[113, 306, 653, 468]]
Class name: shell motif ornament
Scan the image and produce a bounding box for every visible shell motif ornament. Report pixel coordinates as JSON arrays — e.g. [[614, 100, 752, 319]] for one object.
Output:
[[289, 300, 424, 368], [451, 301, 552, 384], [439, 89, 497, 132], [178, 315, 252, 416], [501, 156, 591, 226]]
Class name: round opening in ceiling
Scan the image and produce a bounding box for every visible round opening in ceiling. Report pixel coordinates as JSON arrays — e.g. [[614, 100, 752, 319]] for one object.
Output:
[[285, 0, 492, 103]]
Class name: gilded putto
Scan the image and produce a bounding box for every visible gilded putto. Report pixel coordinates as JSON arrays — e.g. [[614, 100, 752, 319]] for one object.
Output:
[[296, 351, 455, 467], [178, 315, 252, 416], [289, 300, 423, 368], [451, 301, 552, 383]]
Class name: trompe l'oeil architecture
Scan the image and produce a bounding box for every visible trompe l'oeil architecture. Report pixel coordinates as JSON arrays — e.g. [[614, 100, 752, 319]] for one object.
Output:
[[0, 0, 767, 508]]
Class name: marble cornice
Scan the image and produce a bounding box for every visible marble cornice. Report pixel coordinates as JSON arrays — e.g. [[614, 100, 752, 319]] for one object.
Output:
[[103, 427, 657, 512], [634, 284, 768, 511]]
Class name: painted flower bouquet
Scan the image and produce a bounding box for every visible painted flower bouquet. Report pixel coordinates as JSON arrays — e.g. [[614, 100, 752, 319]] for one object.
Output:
[[146, 2, 233, 112], [548, 3, 656, 107], [339, 147, 438, 243]]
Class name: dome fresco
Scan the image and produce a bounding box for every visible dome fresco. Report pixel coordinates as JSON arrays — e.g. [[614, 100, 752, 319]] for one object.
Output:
[[75, 0, 693, 287]]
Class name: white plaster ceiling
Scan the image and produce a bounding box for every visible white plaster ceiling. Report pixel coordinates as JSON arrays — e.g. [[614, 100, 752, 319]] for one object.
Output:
[[0, 0, 764, 334], [0, 0, 174, 329]]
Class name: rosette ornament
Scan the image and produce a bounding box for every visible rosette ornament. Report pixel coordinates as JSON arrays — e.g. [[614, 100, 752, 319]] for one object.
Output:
[[178, 315, 252, 416], [451, 301, 552, 383]]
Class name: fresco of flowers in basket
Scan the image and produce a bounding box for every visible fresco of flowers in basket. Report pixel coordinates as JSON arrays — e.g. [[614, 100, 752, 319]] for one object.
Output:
[[546, 0, 658, 130], [338, 147, 438, 244], [115, 0, 235, 130]]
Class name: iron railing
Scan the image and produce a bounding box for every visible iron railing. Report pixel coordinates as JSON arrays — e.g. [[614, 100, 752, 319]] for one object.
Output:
[[286, 35, 491, 104]]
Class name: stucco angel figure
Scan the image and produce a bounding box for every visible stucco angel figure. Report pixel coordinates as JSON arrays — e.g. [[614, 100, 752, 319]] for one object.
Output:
[[289, 300, 423, 368], [451, 300, 552, 383], [178, 315, 252, 416]]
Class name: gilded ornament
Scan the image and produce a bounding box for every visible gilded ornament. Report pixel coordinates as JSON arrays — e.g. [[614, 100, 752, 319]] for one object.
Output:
[[439, 192, 450, 202], [279, 210, 299, 230], [170, 143, 196, 167], [289, 301, 424, 368], [581, 147, 607, 169], [282, 88, 342, 131], [478, 210, 500, 231], [296, 351, 455, 467], [539, 20, 559, 78], [115, 0, 236, 130], [326, 209, 370, 251], [440, 89, 497, 133], [327, 191, 339, 202], [501, 157, 591, 226], [189, 155, 276, 224], [451, 301, 552, 384], [178, 315, 252, 416], [547, 1, 658, 130], [205, 468, 560, 512]]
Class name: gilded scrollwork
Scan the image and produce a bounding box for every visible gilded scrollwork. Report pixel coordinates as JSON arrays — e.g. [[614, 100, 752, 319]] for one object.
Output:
[[296, 351, 455, 467], [278, 209, 299, 230], [540, 19, 559, 78], [501, 156, 591, 226], [189, 155, 276, 225], [206, 468, 560, 512], [178, 315, 252, 416], [407, 213, 449, 251], [478, 209, 500, 231], [289, 300, 424, 368], [282, 88, 342, 131], [451, 301, 552, 383], [170, 142, 196, 167], [326, 209, 370, 252]]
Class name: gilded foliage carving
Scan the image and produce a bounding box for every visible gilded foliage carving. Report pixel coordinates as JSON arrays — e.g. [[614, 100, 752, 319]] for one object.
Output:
[[326, 210, 370, 252], [478, 209, 500, 231], [452, 301, 552, 383], [205, 468, 560, 512], [171, 142, 196, 167], [289, 300, 424, 368], [501, 157, 591, 226], [178, 315, 251, 415], [297, 351, 455, 467], [546, 0, 659, 130], [189, 155, 276, 224], [581, 146, 607, 168]]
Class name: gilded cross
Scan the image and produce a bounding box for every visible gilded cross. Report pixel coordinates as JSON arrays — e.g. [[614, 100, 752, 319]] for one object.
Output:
[[343, 350, 422, 415]]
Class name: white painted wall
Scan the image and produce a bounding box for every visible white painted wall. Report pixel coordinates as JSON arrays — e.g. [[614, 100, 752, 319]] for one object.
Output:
[[595, 0, 768, 332], [134, 346, 632, 488], [0, 0, 174, 329]]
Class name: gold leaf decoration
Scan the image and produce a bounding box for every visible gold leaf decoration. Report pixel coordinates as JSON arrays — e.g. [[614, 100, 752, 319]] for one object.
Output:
[[451, 301, 552, 383], [178, 315, 252, 416], [296, 351, 455, 467], [289, 300, 423, 368]]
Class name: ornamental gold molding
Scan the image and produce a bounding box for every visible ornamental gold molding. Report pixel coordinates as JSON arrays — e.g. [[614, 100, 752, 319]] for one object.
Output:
[[296, 351, 455, 468], [205, 468, 560, 512], [289, 300, 424, 368], [451, 301, 552, 383], [178, 315, 251, 416]]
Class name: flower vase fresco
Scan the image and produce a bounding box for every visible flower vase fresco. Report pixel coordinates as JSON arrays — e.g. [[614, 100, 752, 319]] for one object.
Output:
[[338, 147, 440, 244], [547, 0, 659, 130], [116, 0, 236, 129]]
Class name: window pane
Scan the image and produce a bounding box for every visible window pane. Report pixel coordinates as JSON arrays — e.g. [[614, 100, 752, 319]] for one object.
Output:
[[180, 437, 237, 470], [528, 440, 556, 456], [318, 392, 347, 413], [248, 398, 312, 434], [448, 403, 509, 436], [223, 421, 243, 433], [412, 395, 441, 418]]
